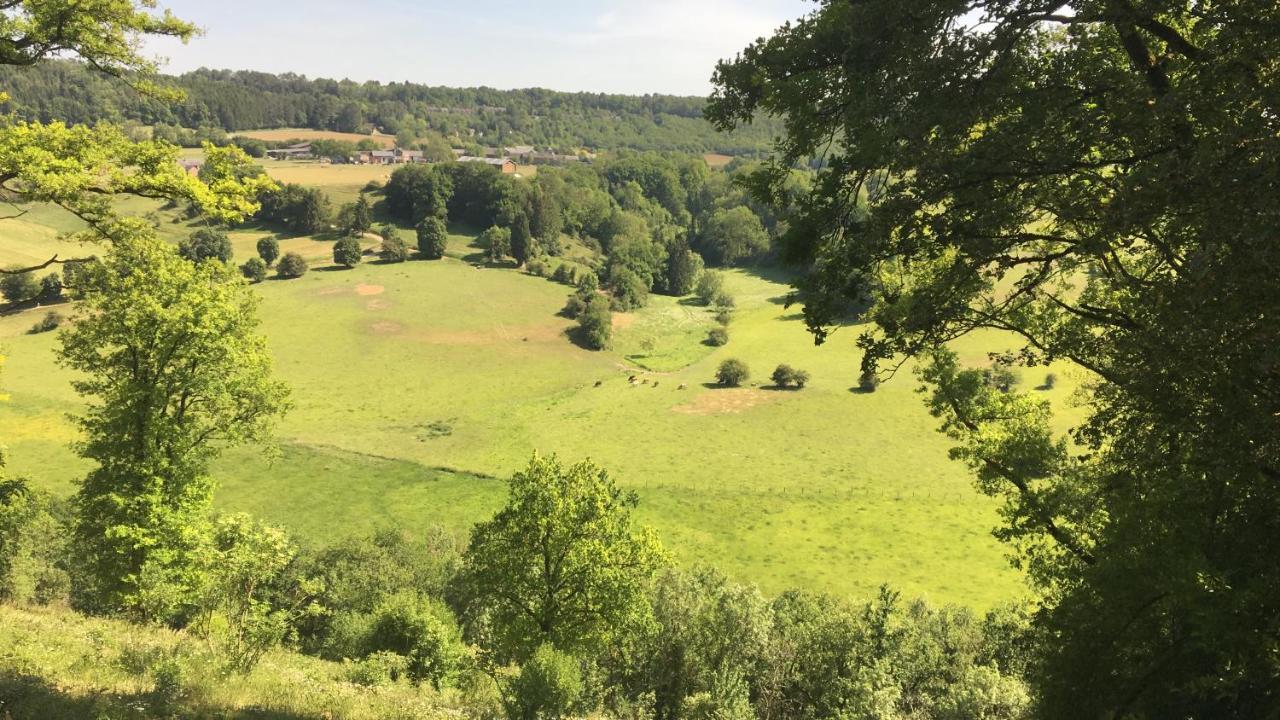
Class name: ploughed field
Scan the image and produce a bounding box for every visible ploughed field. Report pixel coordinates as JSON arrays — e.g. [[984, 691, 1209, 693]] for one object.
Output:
[[0, 173, 1083, 610]]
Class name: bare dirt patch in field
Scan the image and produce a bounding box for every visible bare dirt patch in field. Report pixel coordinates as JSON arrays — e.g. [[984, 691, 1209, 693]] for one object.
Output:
[[316, 287, 345, 297], [611, 313, 637, 330], [370, 321, 403, 335], [355, 284, 385, 296], [366, 299, 391, 311], [703, 153, 734, 168], [672, 388, 774, 416]]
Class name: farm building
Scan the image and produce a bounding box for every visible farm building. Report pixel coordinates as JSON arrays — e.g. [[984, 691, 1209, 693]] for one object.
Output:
[[178, 159, 202, 176], [265, 142, 313, 160], [457, 156, 517, 174], [356, 148, 426, 165]]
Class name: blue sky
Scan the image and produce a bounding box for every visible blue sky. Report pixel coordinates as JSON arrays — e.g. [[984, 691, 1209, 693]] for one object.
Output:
[[144, 0, 812, 96]]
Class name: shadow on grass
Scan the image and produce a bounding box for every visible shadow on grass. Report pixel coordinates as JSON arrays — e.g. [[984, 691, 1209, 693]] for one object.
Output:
[[0, 670, 313, 720]]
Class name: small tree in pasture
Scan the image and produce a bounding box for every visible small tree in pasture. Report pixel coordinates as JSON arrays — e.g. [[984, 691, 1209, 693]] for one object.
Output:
[[333, 237, 363, 268], [716, 359, 749, 387]]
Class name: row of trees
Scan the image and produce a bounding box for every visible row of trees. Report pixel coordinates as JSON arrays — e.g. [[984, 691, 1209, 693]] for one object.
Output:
[[0, 60, 785, 156]]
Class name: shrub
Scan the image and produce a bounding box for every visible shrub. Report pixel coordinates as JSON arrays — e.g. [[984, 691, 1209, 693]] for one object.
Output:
[[276, 252, 308, 279], [714, 308, 733, 326], [240, 257, 268, 283], [707, 327, 729, 347], [333, 237, 363, 268], [508, 644, 583, 720], [695, 271, 725, 306], [196, 514, 301, 673], [366, 594, 463, 688], [480, 225, 512, 263], [609, 266, 649, 311], [380, 236, 410, 263], [552, 264, 575, 285], [0, 479, 71, 605], [982, 363, 1018, 393], [416, 217, 449, 260], [38, 273, 62, 302], [562, 294, 588, 320], [179, 228, 233, 264], [28, 311, 64, 334], [256, 237, 280, 265], [858, 369, 880, 393], [576, 294, 613, 350], [716, 359, 749, 387], [1043, 372, 1058, 390], [771, 364, 810, 389], [0, 270, 38, 304], [526, 257, 548, 278], [712, 292, 736, 310], [347, 650, 410, 687]]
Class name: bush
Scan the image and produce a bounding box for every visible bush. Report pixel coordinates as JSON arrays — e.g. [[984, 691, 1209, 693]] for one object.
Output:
[[366, 594, 463, 688], [608, 266, 649, 311], [526, 257, 548, 278], [380, 235, 410, 263], [256, 237, 280, 265], [714, 308, 733, 326], [179, 228, 233, 264], [508, 644, 583, 720], [694, 271, 725, 306], [347, 650, 410, 687], [416, 217, 448, 260], [771, 364, 811, 389], [562, 294, 588, 320], [480, 225, 512, 263], [38, 273, 62, 302], [712, 292, 736, 310], [0, 479, 70, 605], [982, 363, 1018, 393], [576, 295, 613, 350], [276, 252, 308, 279], [0, 270, 39, 304], [707, 327, 729, 346], [333, 237, 363, 268], [240, 257, 268, 283], [716, 359, 750, 387], [28, 311, 64, 334], [552, 264, 575, 285], [1043, 372, 1058, 390], [858, 369, 880, 393]]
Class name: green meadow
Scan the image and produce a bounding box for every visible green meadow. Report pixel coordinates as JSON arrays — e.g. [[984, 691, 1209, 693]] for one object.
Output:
[[0, 174, 1084, 611]]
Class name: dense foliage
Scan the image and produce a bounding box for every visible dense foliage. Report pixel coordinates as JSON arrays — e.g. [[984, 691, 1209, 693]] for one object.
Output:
[[710, 0, 1280, 716], [0, 60, 785, 155]]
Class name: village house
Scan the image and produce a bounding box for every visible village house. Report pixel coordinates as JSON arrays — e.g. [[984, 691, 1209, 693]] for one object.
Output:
[[456, 156, 518, 174], [356, 148, 426, 165], [178, 159, 203, 176]]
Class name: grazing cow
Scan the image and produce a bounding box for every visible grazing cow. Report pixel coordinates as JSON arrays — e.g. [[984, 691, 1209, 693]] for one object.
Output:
[[678, 384, 688, 390]]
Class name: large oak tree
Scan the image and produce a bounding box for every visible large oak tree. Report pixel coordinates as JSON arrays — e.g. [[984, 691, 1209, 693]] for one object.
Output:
[[710, 1, 1280, 716]]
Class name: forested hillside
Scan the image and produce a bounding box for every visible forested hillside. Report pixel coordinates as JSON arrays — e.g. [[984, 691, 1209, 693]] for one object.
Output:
[[0, 61, 782, 155]]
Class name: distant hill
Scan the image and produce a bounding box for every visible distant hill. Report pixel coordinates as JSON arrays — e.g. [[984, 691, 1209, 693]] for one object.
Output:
[[0, 61, 782, 156]]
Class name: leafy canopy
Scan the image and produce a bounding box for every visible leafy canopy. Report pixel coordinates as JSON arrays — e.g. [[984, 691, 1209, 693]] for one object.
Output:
[[710, 0, 1280, 715], [452, 453, 667, 664]]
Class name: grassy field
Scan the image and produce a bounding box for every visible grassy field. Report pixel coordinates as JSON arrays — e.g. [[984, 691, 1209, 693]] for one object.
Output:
[[0, 166, 1091, 610], [233, 128, 396, 148]]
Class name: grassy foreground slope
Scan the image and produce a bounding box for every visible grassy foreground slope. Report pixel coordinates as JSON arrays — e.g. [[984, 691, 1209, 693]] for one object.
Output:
[[0, 236, 1087, 608], [0, 604, 453, 719]]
